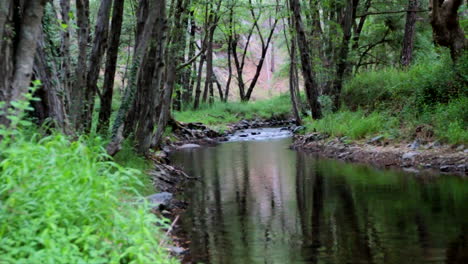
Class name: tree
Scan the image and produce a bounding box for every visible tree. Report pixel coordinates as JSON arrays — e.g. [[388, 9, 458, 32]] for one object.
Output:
[[400, 0, 419, 66], [289, 0, 322, 119], [98, 0, 125, 133], [0, 0, 49, 128], [429, 0, 467, 60]]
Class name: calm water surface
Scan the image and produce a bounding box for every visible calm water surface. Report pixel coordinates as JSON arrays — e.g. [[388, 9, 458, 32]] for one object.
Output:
[[170, 130, 468, 264]]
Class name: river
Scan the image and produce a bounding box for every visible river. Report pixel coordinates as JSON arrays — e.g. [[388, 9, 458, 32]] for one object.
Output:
[[170, 128, 468, 264]]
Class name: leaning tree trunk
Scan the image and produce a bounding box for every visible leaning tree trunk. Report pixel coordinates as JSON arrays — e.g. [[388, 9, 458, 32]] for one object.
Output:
[[289, 35, 302, 125], [429, 0, 467, 60], [400, 0, 419, 67], [83, 0, 113, 132], [289, 0, 322, 119], [98, 0, 124, 134], [0, 0, 48, 128]]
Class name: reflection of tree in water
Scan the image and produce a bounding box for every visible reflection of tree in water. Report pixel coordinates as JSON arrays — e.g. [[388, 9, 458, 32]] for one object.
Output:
[[446, 231, 468, 264], [172, 140, 468, 264]]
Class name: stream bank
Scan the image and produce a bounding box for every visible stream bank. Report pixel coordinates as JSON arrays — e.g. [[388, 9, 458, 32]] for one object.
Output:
[[292, 133, 467, 176], [145, 118, 467, 259]]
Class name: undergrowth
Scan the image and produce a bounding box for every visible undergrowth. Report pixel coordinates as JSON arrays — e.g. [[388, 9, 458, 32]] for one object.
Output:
[[0, 130, 176, 263], [304, 54, 467, 144]]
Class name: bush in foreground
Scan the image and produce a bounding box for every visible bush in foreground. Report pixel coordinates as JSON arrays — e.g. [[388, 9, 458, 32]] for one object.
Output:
[[0, 131, 176, 264]]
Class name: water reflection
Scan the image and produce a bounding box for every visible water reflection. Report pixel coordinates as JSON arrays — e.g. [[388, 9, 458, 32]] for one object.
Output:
[[170, 137, 468, 264]]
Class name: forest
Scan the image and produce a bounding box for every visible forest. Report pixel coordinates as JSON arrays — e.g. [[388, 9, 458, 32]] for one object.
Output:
[[0, 0, 467, 263]]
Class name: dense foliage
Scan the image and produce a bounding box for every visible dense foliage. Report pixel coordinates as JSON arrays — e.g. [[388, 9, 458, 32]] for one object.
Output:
[[0, 131, 175, 263]]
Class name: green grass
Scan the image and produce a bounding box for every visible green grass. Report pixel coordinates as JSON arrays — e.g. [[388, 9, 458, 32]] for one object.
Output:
[[174, 94, 292, 131], [303, 97, 468, 144], [343, 54, 467, 112], [303, 110, 400, 140], [0, 131, 176, 264]]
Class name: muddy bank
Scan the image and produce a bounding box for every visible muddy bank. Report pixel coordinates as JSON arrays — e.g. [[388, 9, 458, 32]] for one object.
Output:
[[292, 133, 467, 175]]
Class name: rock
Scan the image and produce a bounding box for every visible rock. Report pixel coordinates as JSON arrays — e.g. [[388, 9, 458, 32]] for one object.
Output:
[[162, 146, 172, 153], [427, 140, 441, 149], [464, 149, 468, 153], [457, 164, 466, 172], [293, 126, 305, 134], [177, 144, 201, 149], [368, 135, 384, 145], [168, 246, 187, 255], [456, 145, 465, 151], [440, 165, 455, 172], [402, 151, 420, 161], [146, 192, 173, 210], [403, 167, 420, 173], [251, 132, 261, 135], [239, 134, 248, 138], [408, 139, 420, 150]]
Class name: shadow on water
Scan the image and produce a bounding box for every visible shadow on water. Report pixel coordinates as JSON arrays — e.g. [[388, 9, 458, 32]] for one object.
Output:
[[170, 133, 468, 264]]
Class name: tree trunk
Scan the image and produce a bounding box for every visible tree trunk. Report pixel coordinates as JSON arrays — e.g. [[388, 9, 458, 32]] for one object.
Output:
[[243, 17, 278, 101], [289, 37, 302, 125], [429, 0, 466, 60], [182, 10, 196, 105], [400, 0, 419, 67], [98, 0, 124, 134], [83, 0, 113, 132], [331, 0, 359, 110], [0, 0, 14, 110], [289, 0, 322, 119], [203, 27, 215, 104], [193, 54, 205, 109], [0, 0, 48, 127], [59, 0, 72, 113], [32, 23, 69, 132], [71, 0, 89, 130], [134, 0, 167, 153]]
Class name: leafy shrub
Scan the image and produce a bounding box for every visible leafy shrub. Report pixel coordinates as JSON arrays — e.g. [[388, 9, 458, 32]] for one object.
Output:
[[0, 132, 176, 263]]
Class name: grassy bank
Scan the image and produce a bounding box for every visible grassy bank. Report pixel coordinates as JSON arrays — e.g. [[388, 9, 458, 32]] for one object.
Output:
[[304, 55, 467, 144], [175, 94, 292, 132], [175, 55, 467, 145], [0, 129, 175, 263]]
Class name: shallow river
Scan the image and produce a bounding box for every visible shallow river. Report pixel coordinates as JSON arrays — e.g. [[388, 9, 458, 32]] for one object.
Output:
[[170, 128, 468, 264]]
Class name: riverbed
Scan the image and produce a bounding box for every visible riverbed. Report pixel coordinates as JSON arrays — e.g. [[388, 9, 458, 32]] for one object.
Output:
[[170, 128, 468, 264]]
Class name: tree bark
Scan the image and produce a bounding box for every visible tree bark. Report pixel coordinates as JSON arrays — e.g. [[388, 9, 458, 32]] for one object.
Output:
[[59, 0, 72, 112], [193, 54, 206, 109], [32, 22, 69, 132], [400, 0, 419, 67], [331, 0, 359, 110], [134, 0, 167, 153], [182, 9, 197, 105], [71, 0, 89, 130], [429, 0, 467, 60], [83, 0, 113, 132], [289, 0, 322, 119], [98, 0, 125, 134], [202, 26, 215, 104]]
